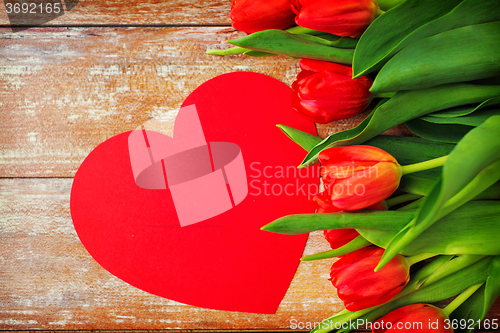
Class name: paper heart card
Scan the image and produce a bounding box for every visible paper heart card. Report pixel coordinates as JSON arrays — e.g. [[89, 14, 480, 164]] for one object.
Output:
[[70, 71, 319, 314]]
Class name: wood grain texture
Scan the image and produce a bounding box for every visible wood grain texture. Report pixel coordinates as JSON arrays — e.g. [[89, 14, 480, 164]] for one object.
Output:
[[0, 178, 342, 329], [0, 0, 232, 26], [0, 27, 409, 178]]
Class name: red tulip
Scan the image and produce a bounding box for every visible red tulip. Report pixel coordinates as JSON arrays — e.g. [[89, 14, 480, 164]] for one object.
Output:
[[292, 0, 381, 38], [330, 246, 410, 311], [323, 229, 360, 249], [372, 304, 453, 333], [315, 145, 401, 211], [230, 0, 296, 34], [292, 59, 373, 124]]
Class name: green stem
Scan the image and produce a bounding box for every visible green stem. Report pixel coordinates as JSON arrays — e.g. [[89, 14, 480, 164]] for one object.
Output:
[[443, 283, 484, 316], [406, 253, 437, 266], [400, 155, 448, 175], [386, 193, 422, 208]]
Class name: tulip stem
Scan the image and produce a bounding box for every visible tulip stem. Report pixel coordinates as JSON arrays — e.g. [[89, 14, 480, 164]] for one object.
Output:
[[406, 253, 437, 266], [386, 193, 422, 208], [400, 155, 448, 175], [442, 283, 484, 316]]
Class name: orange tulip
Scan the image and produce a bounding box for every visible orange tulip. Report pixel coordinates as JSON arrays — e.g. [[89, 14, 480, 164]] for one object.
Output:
[[330, 246, 410, 311], [372, 304, 453, 333], [315, 145, 402, 211], [230, 0, 296, 34]]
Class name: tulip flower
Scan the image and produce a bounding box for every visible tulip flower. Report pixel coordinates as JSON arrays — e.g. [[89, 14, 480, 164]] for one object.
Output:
[[292, 0, 381, 38], [330, 246, 410, 311], [372, 304, 453, 333], [314, 145, 401, 211], [323, 228, 360, 249], [230, 0, 296, 34], [292, 59, 373, 124]]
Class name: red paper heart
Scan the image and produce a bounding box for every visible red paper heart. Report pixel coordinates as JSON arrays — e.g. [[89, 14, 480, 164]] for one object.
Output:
[[71, 72, 318, 314]]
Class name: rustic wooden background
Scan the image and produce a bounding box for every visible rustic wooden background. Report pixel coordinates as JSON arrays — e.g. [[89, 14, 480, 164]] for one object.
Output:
[[0, 0, 498, 331]]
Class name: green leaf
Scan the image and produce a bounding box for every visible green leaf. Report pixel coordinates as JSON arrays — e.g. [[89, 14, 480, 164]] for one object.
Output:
[[276, 124, 321, 152], [421, 108, 500, 126], [450, 285, 487, 333], [229, 30, 354, 65], [373, 201, 500, 256], [378, 116, 500, 269], [353, 0, 500, 78], [261, 210, 411, 235], [483, 256, 500, 319], [430, 96, 500, 118], [371, 21, 500, 93], [353, 0, 462, 77], [406, 118, 474, 143], [300, 84, 500, 168], [301, 235, 371, 261], [243, 50, 273, 57], [298, 33, 359, 48], [262, 201, 500, 256]]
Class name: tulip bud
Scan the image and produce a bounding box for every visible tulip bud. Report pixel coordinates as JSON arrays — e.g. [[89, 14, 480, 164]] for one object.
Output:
[[293, 0, 381, 38], [315, 145, 401, 211], [330, 246, 410, 311], [230, 0, 297, 34], [292, 59, 373, 124], [372, 304, 453, 332]]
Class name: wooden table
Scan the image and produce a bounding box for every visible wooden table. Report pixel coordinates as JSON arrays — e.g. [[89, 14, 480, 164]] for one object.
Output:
[[0, 0, 499, 331]]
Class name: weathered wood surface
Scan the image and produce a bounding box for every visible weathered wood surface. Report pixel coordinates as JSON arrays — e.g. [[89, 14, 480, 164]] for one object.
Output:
[[0, 27, 403, 178], [0, 0, 232, 26], [0, 178, 342, 329]]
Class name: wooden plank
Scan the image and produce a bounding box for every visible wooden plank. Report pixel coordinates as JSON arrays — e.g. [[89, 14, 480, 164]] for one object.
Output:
[[1, 178, 499, 330], [0, 27, 409, 178], [0, 0, 232, 26], [0, 27, 295, 177], [0, 178, 342, 330]]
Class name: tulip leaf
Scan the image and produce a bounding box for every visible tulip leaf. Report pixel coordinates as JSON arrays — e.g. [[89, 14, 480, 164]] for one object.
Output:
[[262, 201, 500, 257], [301, 235, 371, 261], [298, 33, 358, 49], [449, 285, 487, 333], [362, 201, 500, 256], [429, 96, 500, 118], [405, 118, 474, 143], [450, 256, 500, 333], [371, 22, 500, 93], [300, 84, 500, 168], [353, 0, 500, 78], [421, 109, 500, 126], [378, 116, 500, 269], [483, 256, 500, 319], [276, 124, 322, 152], [229, 30, 354, 65]]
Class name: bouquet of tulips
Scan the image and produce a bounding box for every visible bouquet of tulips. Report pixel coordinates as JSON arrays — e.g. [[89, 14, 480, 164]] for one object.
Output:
[[208, 0, 500, 332]]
